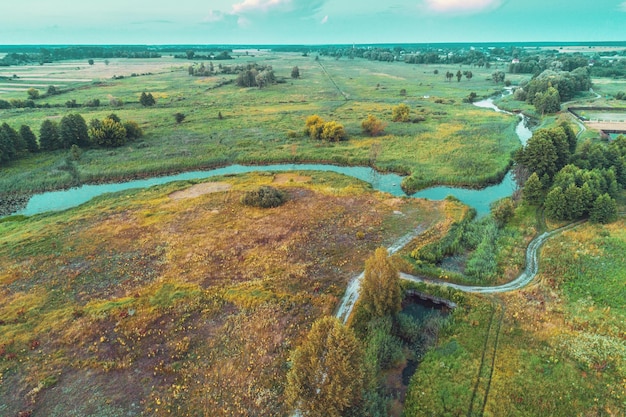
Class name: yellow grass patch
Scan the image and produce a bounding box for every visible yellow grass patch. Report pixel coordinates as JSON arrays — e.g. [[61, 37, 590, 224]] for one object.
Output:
[[272, 173, 312, 184]]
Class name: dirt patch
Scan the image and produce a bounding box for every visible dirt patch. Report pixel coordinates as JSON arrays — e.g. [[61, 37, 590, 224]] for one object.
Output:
[[586, 121, 626, 131], [272, 173, 312, 184], [384, 198, 405, 208], [168, 182, 232, 200]]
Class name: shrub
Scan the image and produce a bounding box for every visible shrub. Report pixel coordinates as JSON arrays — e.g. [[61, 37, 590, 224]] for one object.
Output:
[[361, 114, 387, 136], [174, 112, 186, 124], [123, 121, 143, 139], [240, 186, 286, 208], [305, 114, 325, 139], [84, 98, 100, 108], [89, 117, 127, 147], [491, 197, 515, 227], [27, 88, 40, 100], [109, 97, 124, 107], [139, 92, 156, 107], [590, 193, 617, 224], [392, 104, 410, 122], [321, 121, 347, 142]]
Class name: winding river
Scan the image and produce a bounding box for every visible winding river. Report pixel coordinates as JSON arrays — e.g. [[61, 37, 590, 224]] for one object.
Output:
[[13, 99, 531, 219], [9, 97, 555, 322]]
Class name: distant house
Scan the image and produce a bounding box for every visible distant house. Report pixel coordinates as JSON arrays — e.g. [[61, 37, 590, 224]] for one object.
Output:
[[511, 58, 520, 64]]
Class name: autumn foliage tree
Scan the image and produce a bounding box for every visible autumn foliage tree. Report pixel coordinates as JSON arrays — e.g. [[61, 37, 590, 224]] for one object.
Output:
[[391, 104, 410, 122], [361, 114, 387, 136], [286, 317, 364, 417], [360, 247, 402, 318], [89, 117, 127, 147], [305, 115, 347, 142]]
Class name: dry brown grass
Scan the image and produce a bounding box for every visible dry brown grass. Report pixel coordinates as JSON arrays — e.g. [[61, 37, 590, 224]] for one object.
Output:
[[0, 173, 443, 416]]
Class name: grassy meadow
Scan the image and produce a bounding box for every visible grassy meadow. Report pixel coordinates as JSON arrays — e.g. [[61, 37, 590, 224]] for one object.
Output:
[[0, 53, 522, 196], [403, 205, 626, 417]]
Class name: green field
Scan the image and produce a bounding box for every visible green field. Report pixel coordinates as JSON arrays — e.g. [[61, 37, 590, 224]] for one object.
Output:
[[0, 54, 521, 196]]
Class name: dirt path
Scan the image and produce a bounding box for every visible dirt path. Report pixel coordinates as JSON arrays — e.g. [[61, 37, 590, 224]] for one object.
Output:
[[335, 225, 427, 323], [399, 221, 584, 294]]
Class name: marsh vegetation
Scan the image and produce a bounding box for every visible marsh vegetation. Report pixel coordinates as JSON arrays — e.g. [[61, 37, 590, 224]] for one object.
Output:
[[1, 44, 626, 416]]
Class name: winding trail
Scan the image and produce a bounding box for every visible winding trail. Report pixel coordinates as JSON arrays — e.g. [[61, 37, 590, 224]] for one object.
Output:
[[399, 221, 584, 294], [335, 225, 426, 323]]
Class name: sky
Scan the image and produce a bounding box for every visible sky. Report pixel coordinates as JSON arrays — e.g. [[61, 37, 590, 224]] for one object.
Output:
[[1, 0, 625, 45]]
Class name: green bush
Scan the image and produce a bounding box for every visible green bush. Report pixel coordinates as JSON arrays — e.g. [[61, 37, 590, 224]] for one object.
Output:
[[240, 186, 286, 208]]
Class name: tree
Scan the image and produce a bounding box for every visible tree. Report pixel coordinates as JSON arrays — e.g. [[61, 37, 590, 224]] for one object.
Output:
[[590, 193, 617, 224], [522, 172, 544, 205], [515, 131, 559, 180], [174, 112, 186, 124], [19, 125, 39, 153], [491, 197, 515, 227], [123, 121, 143, 139], [321, 121, 347, 142], [59, 113, 89, 148], [456, 70, 462, 82], [47, 85, 58, 96], [107, 113, 121, 123], [559, 121, 578, 154], [0, 123, 20, 162], [139, 92, 156, 107], [361, 114, 387, 137], [88, 59, 94, 65], [445, 71, 453, 82], [391, 103, 410, 122], [27, 88, 39, 100], [533, 86, 560, 115], [89, 117, 127, 147], [465, 70, 473, 81], [39, 119, 60, 151], [291, 66, 300, 79], [286, 317, 364, 417], [544, 187, 567, 220], [492, 71, 505, 84], [563, 183, 585, 220], [360, 247, 401, 318], [305, 115, 325, 140]]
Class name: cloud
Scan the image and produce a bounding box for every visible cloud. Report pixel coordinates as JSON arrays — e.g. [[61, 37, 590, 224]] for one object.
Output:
[[424, 0, 503, 13], [204, 10, 225, 23], [202, 0, 324, 28], [237, 16, 252, 28], [321, 15, 328, 24], [620, 1, 626, 11], [232, 0, 293, 14]]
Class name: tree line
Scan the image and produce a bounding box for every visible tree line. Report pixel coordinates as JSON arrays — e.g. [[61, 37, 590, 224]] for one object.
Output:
[[0, 46, 161, 66], [517, 123, 623, 223], [0, 113, 143, 167], [513, 68, 592, 114]]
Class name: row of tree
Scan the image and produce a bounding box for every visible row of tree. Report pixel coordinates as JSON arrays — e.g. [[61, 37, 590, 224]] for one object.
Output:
[[517, 123, 623, 223], [0, 47, 161, 66], [444, 70, 474, 82], [0, 113, 143, 166]]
